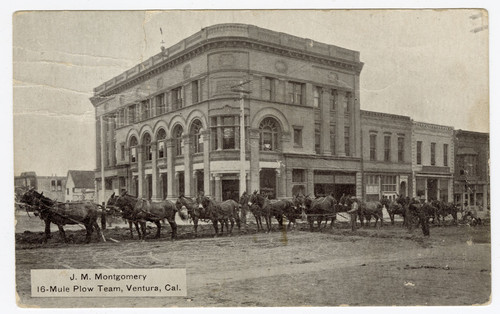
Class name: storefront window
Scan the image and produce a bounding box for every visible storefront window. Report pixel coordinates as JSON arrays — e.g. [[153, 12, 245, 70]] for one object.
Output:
[[381, 176, 397, 192], [439, 179, 449, 202], [416, 178, 426, 198]]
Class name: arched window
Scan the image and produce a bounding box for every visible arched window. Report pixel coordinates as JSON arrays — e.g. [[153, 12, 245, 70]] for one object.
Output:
[[142, 133, 152, 161], [173, 125, 183, 156], [156, 128, 166, 159], [190, 119, 203, 153], [129, 136, 138, 163], [259, 117, 280, 151]]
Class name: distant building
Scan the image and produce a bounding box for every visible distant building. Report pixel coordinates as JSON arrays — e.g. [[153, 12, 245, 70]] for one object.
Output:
[[361, 111, 413, 201], [65, 170, 96, 202], [453, 130, 489, 216], [14, 171, 66, 201], [411, 122, 454, 202]]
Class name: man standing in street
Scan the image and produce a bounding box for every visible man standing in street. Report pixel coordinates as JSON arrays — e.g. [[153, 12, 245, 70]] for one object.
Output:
[[348, 197, 359, 231]]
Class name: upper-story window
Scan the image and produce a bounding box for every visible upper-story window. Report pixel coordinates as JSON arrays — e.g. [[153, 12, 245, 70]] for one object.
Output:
[[313, 86, 321, 108], [443, 144, 448, 167], [344, 92, 351, 113], [288, 81, 304, 105], [192, 80, 200, 104], [431, 142, 436, 166], [120, 143, 125, 161], [398, 136, 405, 163], [190, 119, 203, 153], [142, 133, 152, 161], [417, 141, 422, 165], [314, 124, 321, 154], [211, 116, 244, 151], [344, 126, 350, 156], [222, 116, 236, 149], [460, 155, 477, 176], [330, 89, 337, 111], [330, 125, 336, 155], [370, 134, 377, 161], [293, 127, 302, 147], [156, 128, 166, 159], [155, 93, 166, 115], [128, 104, 136, 124], [105, 142, 110, 166], [140, 100, 151, 121], [129, 136, 138, 163], [384, 135, 391, 162], [263, 77, 275, 101], [172, 87, 183, 111], [173, 125, 183, 156], [259, 117, 280, 151]]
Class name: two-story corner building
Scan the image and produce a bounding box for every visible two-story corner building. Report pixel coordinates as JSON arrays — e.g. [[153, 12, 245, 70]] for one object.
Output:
[[453, 130, 490, 216], [90, 23, 364, 202], [65, 170, 96, 202], [360, 111, 413, 201], [411, 121, 454, 202]]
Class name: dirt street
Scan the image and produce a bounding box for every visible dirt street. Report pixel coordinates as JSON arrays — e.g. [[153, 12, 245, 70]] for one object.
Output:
[[16, 220, 490, 307]]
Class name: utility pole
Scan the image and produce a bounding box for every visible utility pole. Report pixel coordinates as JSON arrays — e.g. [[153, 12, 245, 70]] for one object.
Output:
[[100, 116, 106, 204], [231, 80, 251, 196]]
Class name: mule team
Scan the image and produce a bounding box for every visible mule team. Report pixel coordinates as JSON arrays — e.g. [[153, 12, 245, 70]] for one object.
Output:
[[19, 188, 460, 243]]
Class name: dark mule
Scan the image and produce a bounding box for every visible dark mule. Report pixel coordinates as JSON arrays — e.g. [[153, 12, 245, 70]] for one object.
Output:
[[284, 194, 308, 230], [248, 191, 272, 232], [303, 193, 337, 231], [431, 200, 459, 225], [114, 192, 188, 240], [267, 198, 301, 231], [19, 189, 103, 243], [197, 196, 240, 236], [107, 193, 142, 239], [385, 196, 408, 226], [358, 199, 384, 228], [176, 195, 213, 237]]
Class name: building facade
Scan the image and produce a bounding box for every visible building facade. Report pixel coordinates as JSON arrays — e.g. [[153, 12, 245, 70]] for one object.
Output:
[[411, 121, 454, 202], [91, 23, 364, 202], [453, 130, 490, 216], [14, 171, 66, 201], [65, 170, 96, 202], [361, 111, 413, 201]]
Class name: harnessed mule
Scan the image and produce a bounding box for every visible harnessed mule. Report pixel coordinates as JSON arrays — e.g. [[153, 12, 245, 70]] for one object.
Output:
[[247, 191, 272, 232], [113, 192, 187, 240], [19, 189, 103, 243], [303, 194, 337, 231], [107, 193, 142, 239], [197, 196, 240, 236]]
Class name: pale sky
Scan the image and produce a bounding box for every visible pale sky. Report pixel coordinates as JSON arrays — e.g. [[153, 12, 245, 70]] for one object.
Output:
[[13, 10, 489, 176]]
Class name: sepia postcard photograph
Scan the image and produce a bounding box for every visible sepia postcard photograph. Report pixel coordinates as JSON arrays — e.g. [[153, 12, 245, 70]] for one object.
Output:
[[8, 5, 495, 311]]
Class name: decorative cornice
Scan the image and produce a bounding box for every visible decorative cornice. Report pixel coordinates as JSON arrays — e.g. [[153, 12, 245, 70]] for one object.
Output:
[[361, 110, 411, 121], [91, 24, 363, 104], [412, 121, 454, 131]]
